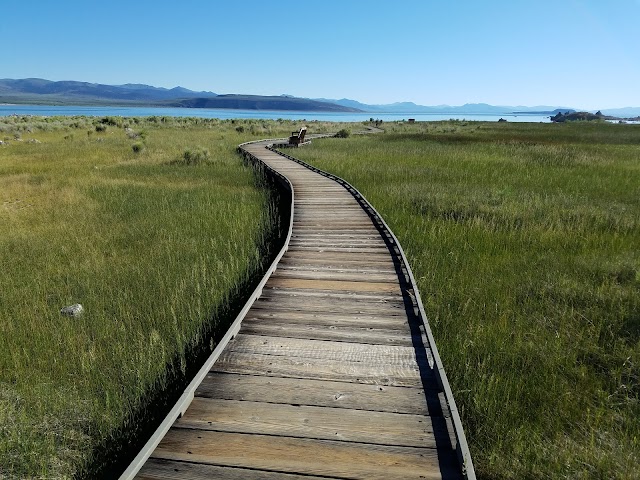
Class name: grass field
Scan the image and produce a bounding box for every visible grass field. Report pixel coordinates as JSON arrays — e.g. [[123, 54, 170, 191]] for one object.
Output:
[[0, 115, 342, 478], [291, 121, 640, 479]]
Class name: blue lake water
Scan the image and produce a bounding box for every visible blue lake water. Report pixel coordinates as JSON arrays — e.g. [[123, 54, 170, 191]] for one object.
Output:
[[0, 104, 554, 123]]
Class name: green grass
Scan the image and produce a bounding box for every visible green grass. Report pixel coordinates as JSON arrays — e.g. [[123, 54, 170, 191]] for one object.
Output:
[[0, 115, 343, 478], [291, 121, 640, 479]]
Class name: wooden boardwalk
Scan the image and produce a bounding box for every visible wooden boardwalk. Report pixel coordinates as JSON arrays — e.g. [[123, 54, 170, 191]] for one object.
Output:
[[130, 140, 472, 480]]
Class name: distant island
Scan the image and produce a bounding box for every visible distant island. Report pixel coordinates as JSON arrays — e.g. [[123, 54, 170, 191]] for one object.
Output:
[[550, 110, 640, 123], [1, 78, 639, 116]]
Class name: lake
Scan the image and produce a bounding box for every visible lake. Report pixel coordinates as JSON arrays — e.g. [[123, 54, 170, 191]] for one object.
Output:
[[0, 104, 553, 123]]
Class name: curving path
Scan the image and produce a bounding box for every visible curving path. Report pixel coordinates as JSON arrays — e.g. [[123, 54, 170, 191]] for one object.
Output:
[[125, 139, 474, 480]]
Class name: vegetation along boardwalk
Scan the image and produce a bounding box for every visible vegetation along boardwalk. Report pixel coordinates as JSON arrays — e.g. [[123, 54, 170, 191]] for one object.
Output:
[[123, 138, 474, 479]]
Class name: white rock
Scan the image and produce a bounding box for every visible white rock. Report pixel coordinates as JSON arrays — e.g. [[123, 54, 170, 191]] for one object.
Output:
[[60, 304, 84, 317]]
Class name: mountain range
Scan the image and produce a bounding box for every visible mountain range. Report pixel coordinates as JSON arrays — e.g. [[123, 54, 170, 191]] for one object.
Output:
[[1, 78, 638, 116], [0, 78, 358, 112], [314, 98, 579, 115]]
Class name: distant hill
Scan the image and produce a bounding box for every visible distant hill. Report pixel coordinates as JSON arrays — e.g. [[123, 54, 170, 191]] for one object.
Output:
[[0, 78, 217, 105], [174, 95, 361, 112], [315, 98, 577, 115], [2, 78, 637, 116], [0, 78, 359, 112]]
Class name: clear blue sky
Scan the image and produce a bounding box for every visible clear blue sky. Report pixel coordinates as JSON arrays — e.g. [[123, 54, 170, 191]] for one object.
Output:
[[3, 0, 639, 109]]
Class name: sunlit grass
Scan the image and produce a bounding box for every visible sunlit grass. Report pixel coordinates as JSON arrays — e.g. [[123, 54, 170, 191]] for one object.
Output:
[[291, 121, 640, 479], [0, 115, 316, 478]]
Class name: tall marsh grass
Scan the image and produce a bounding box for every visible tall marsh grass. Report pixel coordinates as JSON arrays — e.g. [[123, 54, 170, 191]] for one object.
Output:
[[292, 121, 640, 479], [0, 116, 315, 478]]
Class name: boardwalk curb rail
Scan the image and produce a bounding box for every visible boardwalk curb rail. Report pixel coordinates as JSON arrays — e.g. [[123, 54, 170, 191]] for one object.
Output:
[[118, 138, 294, 480], [269, 144, 476, 480]]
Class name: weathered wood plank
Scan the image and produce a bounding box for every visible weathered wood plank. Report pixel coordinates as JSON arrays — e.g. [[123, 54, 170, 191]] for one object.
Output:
[[241, 320, 416, 346], [291, 225, 376, 231], [292, 223, 378, 230], [227, 334, 426, 366], [176, 398, 440, 447], [259, 286, 405, 304], [287, 242, 388, 250], [281, 249, 395, 262], [253, 295, 408, 316], [195, 373, 436, 415], [151, 429, 459, 480], [271, 268, 398, 283], [137, 458, 334, 480], [287, 247, 390, 256], [279, 260, 395, 271], [276, 262, 397, 275], [212, 351, 429, 387], [291, 232, 381, 239], [245, 308, 411, 330], [266, 277, 402, 294]]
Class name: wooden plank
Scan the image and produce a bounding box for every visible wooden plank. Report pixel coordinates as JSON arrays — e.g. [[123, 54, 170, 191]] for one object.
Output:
[[266, 277, 402, 294], [271, 268, 398, 283], [286, 246, 390, 254], [282, 249, 394, 261], [151, 429, 460, 480], [137, 458, 334, 480], [288, 233, 383, 240], [176, 398, 440, 447], [288, 240, 387, 248], [251, 296, 408, 316], [287, 245, 390, 253], [240, 320, 416, 346], [292, 211, 369, 216], [245, 308, 411, 331], [195, 373, 436, 415], [258, 287, 405, 304], [291, 222, 375, 228], [227, 334, 426, 366], [256, 290, 407, 315], [278, 254, 396, 269], [276, 262, 397, 275], [260, 287, 405, 304], [291, 232, 381, 239], [212, 351, 429, 387], [292, 223, 377, 230]]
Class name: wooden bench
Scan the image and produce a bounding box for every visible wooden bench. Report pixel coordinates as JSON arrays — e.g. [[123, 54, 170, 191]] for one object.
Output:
[[288, 127, 307, 146]]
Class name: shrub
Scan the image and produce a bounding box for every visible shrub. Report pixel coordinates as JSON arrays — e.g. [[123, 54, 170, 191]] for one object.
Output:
[[131, 142, 145, 153], [335, 129, 350, 138], [99, 116, 120, 127], [95, 124, 107, 133], [172, 146, 211, 166]]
